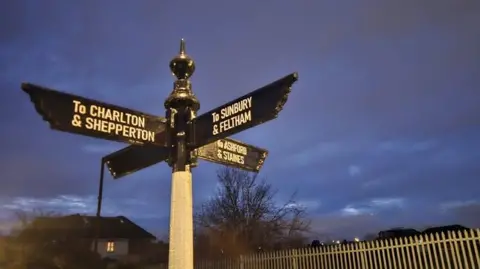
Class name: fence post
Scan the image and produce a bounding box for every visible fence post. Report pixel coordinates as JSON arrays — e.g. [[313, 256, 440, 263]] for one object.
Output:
[[360, 241, 368, 269], [291, 249, 298, 269], [239, 255, 244, 269]]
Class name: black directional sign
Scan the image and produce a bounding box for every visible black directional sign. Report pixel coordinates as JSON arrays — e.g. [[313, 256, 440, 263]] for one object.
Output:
[[197, 138, 268, 172], [21, 83, 166, 146], [191, 72, 298, 148], [103, 144, 170, 179]]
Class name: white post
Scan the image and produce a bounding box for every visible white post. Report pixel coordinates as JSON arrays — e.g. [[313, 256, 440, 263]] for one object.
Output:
[[168, 168, 194, 269]]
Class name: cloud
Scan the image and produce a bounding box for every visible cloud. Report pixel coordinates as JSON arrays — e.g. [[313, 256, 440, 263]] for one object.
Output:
[[348, 165, 361, 177], [286, 200, 322, 212], [376, 140, 437, 154], [340, 197, 405, 217], [310, 197, 479, 240], [310, 213, 384, 240], [81, 143, 124, 155], [440, 200, 479, 212], [0, 152, 96, 198], [286, 142, 352, 168], [0, 194, 171, 234], [0, 195, 158, 217], [341, 206, 370, 217], [440, 200, 480, 228], [263, 134, 479, 213]]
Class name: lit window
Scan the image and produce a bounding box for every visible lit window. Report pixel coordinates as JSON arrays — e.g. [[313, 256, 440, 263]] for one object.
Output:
[[106, 241, 115, 253]]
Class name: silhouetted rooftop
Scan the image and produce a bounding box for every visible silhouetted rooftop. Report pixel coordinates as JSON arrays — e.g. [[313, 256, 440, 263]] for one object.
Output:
[[18, 214, 155, 240]]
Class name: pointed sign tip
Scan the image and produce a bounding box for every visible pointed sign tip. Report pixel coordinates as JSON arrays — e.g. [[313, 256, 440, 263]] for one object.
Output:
[[292, 72, 299, 81], [21, 82, 31, 92]]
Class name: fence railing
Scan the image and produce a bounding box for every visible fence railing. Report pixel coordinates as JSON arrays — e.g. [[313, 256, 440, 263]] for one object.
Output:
[[188, 229, 480, 269]]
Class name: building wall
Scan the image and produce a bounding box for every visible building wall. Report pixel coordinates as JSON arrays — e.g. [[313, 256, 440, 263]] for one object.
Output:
[[94, 239, 129, 259]]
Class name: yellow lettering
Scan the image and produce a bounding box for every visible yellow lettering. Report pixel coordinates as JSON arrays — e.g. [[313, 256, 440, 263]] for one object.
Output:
[[104, 109, 112, 121], [90, 105, 98, 117], [97, 106, 105, 118], [220, 108, 227, 120], [137, 116, 145, 128], [218, 110, 252, 133], [112, 110, 120, 122], [83, 116, 155, 143], [222, 151, 245, 165], [85, 117, 94, 129]]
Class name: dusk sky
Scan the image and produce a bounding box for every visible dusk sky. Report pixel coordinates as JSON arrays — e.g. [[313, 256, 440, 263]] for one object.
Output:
[[1, 0, 479, 239]]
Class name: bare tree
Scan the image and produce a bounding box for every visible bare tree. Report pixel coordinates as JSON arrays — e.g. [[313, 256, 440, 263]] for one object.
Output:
[[195, 167, 310, 257], [10, 209, 58, 237]]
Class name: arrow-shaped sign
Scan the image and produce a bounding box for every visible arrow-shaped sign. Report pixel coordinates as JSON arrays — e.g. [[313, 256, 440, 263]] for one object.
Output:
[[103, 143, 170, 179], [191, 72, 298, 148], [21, 83, 166, 146], [197, 138, 268, 172]]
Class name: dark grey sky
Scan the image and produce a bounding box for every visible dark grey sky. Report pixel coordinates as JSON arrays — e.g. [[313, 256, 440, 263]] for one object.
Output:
[[0, 0, 479, 239]]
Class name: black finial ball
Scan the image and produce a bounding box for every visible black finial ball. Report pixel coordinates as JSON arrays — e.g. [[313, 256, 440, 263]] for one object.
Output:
[[169, 39, 195, 80], [169, 56, 195, 80]]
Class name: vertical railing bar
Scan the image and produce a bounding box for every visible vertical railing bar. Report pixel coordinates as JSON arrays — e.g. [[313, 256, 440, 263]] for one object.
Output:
[[449, 231, 460, 269]]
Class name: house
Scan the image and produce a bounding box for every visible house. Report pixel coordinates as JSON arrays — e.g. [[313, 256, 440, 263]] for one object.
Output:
[[377, 228, 421, 240], [16, 214, 156, 262], [422, 224, 471, 236]]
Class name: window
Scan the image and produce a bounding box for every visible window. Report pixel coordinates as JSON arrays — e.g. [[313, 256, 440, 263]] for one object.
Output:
[[106, 241, 115, 253]]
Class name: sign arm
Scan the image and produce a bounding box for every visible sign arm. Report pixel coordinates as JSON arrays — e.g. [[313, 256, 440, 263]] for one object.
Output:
[[196, 137, 268, 172], [21, 83, 167, 146], [191, 72, 298, 148], [103, 144, 169, 179]]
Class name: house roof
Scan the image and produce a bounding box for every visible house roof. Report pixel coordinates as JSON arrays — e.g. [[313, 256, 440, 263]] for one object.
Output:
[[422, 224, 470, 234], [18, 214, 156, 240]]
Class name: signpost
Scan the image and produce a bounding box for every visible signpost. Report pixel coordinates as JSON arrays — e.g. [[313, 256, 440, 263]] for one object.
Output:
[[21, 39, 298, 269]]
